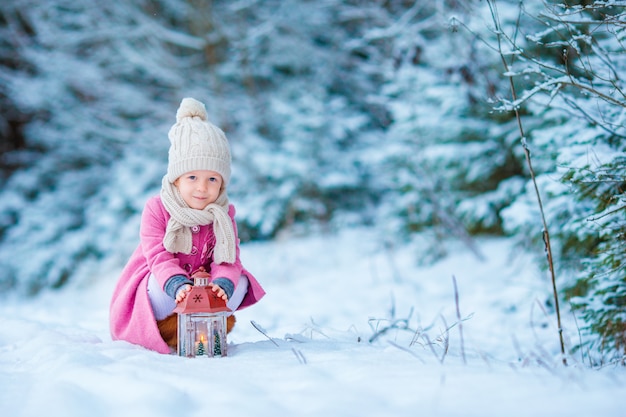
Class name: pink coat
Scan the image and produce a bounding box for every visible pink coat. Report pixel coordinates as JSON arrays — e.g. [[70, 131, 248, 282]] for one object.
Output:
[[109, 195, 265, 353]]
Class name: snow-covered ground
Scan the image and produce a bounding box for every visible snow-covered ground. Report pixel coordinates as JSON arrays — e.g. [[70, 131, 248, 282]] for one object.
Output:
[[1, 228, 623, 416]]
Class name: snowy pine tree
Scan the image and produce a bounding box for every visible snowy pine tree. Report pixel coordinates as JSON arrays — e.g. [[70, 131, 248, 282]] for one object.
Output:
[[213, 330, 221, 357], [484, 0, 626, 361]]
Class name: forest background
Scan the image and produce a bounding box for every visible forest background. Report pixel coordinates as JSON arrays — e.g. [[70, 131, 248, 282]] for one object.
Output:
[[0, 0, 624, 364]]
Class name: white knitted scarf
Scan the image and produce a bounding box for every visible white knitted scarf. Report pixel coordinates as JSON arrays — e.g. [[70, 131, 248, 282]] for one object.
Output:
[[160, 175, 236, 264]]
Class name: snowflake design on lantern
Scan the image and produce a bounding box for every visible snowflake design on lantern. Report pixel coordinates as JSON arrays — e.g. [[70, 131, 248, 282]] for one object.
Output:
[[193, 294, 203, 303]]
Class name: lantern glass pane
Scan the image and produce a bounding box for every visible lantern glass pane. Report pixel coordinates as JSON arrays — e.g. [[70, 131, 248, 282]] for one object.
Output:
[[177, 312, 228, 357]]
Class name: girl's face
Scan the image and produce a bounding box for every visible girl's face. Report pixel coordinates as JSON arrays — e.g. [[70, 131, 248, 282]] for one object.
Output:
[[174, 170, 223, 210]]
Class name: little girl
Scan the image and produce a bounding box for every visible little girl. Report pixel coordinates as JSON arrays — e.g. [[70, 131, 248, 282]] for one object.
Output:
[[109, 97, 265, 354]]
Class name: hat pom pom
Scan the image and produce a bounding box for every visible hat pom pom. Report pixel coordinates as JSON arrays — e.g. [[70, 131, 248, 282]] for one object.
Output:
[[176, 97, 208, 122]]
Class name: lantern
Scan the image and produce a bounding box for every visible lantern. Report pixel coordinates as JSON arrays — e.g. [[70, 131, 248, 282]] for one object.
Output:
[[173, 276, 231, 358]]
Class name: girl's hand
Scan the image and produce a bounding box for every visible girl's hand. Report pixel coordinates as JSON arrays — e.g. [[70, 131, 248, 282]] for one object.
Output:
[[208, 282, 228, 302], [175, 284, 192, 303]]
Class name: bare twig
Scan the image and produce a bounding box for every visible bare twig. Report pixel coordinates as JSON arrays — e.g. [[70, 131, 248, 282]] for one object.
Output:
[[292, 348, 307, 364], [368, 315, 414, 343], [250, 320, 280, 347], [452, 275, 467, 365], [487, 0, 567, 365], [422, 333, 446, 364], [570, 304, 586, 365], [368, 304, 415, 343], [388, 341, 426, 364], [587, 205, 626, 221], [438, 314, 450, 363]]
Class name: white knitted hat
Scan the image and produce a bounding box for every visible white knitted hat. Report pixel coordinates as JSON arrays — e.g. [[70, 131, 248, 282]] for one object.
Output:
[[166, 97, 231, 185]]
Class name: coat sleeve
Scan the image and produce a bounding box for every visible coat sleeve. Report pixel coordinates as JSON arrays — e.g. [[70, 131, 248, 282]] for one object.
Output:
[[109, 196, 176, 354], [209, 205, 244, 289], [214, 204, 266, 310], [141, 197, 188, 290]]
